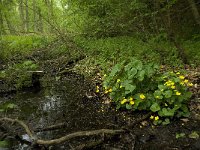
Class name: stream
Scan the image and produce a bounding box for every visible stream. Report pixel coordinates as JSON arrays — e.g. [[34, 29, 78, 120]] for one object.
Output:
[[0, 74, 200, 150]]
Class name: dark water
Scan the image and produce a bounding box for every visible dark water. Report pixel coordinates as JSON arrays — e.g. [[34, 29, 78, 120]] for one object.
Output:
[[0, 76, 120, 149]]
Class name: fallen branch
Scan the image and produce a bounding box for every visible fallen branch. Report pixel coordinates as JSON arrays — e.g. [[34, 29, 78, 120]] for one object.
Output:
[[0, 117, 124, 145], [34, 122, 67, 132]]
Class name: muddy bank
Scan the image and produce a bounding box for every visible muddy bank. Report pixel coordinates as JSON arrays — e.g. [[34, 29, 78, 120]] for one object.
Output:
[[0, 73, 200, 150]]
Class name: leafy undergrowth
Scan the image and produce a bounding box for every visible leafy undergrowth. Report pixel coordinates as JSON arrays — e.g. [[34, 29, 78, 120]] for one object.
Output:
[[0, 35, 85, 91], [72, 36, 200, 78], [0, 35, 53, 62], [92, 65, 200, 149]]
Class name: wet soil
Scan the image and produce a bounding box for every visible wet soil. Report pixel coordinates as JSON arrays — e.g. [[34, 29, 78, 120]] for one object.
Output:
[[0, 73, 200, 150]]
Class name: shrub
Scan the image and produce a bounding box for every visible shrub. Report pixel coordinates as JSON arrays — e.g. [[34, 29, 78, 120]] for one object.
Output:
[[101, 58, 193, 125]]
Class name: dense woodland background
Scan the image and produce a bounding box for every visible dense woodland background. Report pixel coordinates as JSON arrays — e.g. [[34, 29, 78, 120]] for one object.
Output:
[[0, 0, 200, 67], [0, 0, 200, 38], [0, 0, 200, 37]]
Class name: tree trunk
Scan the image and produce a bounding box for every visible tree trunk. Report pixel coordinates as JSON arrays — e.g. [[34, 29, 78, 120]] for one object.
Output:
[[4, 13, 16, 34], [50, 0, 54, 32], [25, 0, 29, 32], [38, 7, 43, 33], [187, 0, 200, 26], [33, 0, 37, 32], [0, 0, 5, 36], [18, 0, 25, 32]]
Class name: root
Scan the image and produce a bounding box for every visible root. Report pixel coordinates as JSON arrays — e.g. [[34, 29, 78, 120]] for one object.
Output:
[[0, 117, 124, 145]]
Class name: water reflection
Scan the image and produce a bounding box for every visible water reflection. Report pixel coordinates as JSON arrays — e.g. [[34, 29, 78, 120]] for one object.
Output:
[[41, 95, 61, 112]]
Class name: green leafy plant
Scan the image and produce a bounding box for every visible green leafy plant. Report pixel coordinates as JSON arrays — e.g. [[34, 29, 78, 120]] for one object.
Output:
[[0, 60, 39, 89], [176, 133, 186, 139], [189, 131, 199, 139], [0, 102, 17, 112], [102, 58, 193, 125]]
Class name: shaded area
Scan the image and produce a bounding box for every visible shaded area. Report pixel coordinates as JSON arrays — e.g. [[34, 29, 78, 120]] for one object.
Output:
[[0, 73, 200, 150]]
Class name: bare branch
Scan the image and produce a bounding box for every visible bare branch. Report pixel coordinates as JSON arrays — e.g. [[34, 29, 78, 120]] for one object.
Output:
[[0, 117, 124, 145]]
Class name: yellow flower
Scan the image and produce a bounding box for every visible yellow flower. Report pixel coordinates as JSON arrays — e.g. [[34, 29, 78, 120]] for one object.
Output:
[[180, 82, 184, 85], [120, 85, 123, 88], [176, 72, 180, 75], [96, 86, 99, 89], [179, 76, 185, 79], [184, 79, 188, 83], [171, 82, 175, 86], [130, 101, 135, 105], [165, 80, 174, 86], [129, 97, 133, 101], [155, 116, 159, 121], [121, 99, 127, 104], [176, 91, 181, 96], [96, 89, 99, 93], [104, 74, 107, 77], [140, 94, 146, 100], [117, 79, 121, 83], [188, 83, 193, 87], [105, 90, 108, 94], [150, 115, 154, 119], [108, 88, 112, 92], [171, 85, 175, 89]]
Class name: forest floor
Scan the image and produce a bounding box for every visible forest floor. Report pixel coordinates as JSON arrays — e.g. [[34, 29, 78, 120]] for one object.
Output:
[[0, 38, 200, 150]]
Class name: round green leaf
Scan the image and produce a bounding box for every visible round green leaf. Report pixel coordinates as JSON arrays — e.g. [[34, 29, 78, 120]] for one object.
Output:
[[164, 90, 173, 98], [150, 103, 161, 112]]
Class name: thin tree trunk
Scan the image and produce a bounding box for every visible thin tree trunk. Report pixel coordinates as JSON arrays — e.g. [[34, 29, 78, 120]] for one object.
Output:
[[4, 13, 16, 34], [187, 0, 200, 26], [25, 0, 29, 32], [50, 0, 54, 32], [0, 0, 5, 36], [33, 0, 37, 32], [165, 0, 188, 64], [38, 7, 43, 33], [18, 0, 25, 32]]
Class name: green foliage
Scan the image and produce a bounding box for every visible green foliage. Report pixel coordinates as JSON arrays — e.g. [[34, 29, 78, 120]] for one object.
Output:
[[0, 35, 52, 61], [75, 36, 198, 73], [0, 140, 9, 148], [65, 0, 149, 37], [184, 40, 200, 66], [176, 133, 186, 139], [102, 58, 193, 125], [0, 60, 39, 89], [75, 36, 160, 67], [189, 131, 199, 139], [0, 102, 17, 112]]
